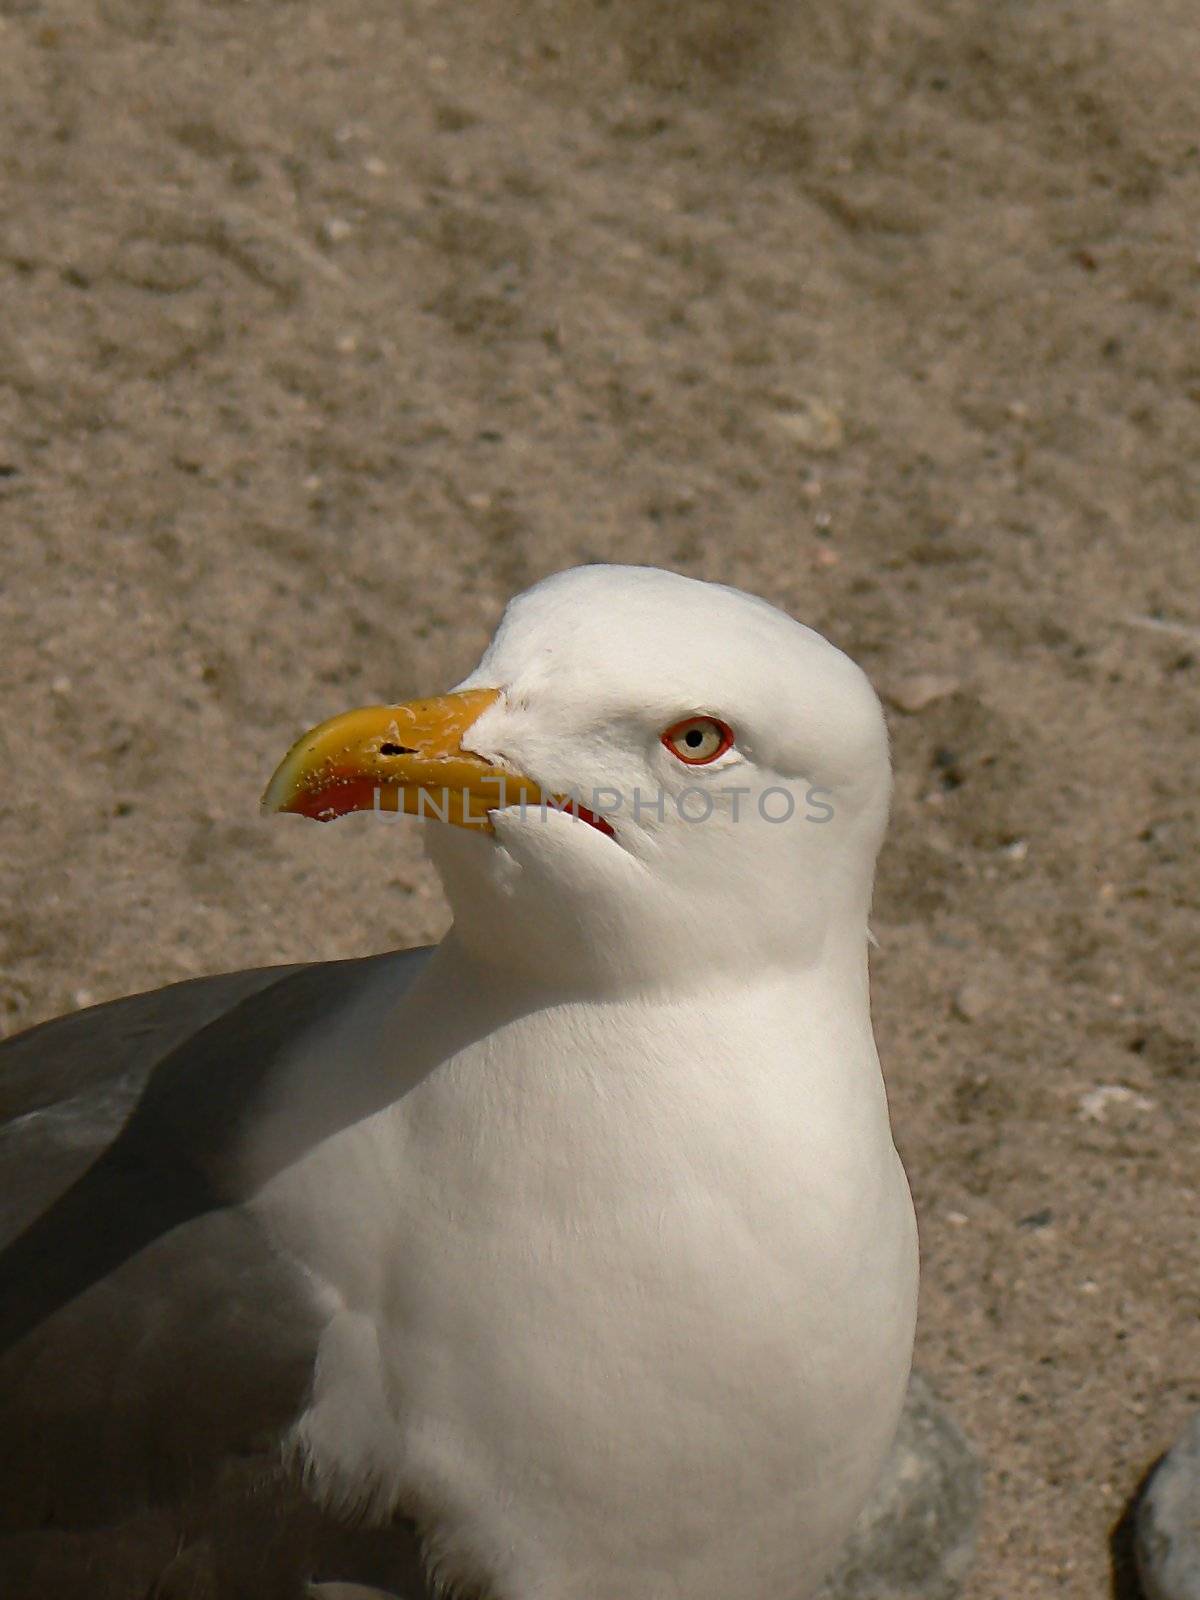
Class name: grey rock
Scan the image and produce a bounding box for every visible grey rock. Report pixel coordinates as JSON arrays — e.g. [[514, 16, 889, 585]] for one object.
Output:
[[1137, 1412, 1200, 1600], [816, 1372, 983, 1600]]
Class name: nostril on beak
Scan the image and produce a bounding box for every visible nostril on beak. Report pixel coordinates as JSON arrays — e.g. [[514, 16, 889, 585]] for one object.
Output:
[[379, 743, 417, 756]]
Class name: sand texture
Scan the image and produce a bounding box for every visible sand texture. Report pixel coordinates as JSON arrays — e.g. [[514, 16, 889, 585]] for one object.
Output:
[[1, 2, 1197, 1595]]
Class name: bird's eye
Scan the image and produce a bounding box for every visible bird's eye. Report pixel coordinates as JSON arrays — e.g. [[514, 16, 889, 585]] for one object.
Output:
[[661, 715, 735, 765]]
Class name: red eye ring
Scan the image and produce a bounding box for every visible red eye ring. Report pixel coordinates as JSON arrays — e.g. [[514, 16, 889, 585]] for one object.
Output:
[[661, 715, 735, 766]]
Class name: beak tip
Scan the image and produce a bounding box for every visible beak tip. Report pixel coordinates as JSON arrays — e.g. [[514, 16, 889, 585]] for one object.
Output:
[[260, 766, 310, 819], [260, 780, 286, 817]]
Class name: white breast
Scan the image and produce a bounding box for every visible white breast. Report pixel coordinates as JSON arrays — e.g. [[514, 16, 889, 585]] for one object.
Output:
[[259, 973, 917, 1600]]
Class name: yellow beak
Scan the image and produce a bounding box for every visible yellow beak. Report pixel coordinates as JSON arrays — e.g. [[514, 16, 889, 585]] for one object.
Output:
[[261, 687, 542, 829]]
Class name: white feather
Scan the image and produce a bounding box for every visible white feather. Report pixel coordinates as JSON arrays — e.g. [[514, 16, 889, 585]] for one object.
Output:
[[257, 566, 918, 1600]]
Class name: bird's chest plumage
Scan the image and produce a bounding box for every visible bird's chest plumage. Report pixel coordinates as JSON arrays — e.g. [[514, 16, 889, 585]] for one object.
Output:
[[273, 998, 917, 1599]]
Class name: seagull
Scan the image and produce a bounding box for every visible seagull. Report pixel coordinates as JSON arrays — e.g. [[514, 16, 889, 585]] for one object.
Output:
[[0, 564, 918, 1600]]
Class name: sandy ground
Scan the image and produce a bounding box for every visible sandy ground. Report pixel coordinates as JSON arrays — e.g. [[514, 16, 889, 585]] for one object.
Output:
[[1, 1, 1197, 1595]]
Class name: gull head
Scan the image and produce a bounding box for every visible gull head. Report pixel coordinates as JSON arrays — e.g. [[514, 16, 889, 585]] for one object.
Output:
[[264, 565, 891, 993]]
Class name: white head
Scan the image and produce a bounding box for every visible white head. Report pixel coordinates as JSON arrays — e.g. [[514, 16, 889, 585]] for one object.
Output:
[[432, 565, 891, 994]]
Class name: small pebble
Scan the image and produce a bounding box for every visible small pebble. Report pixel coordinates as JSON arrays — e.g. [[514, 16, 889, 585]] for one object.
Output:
[[885, 674, 961, 714], [1078, 1084, 1155, 1122], [1017, 1207, 1053, 1230], [952, 981, 991, 1023], [772, 399, 845, 453]]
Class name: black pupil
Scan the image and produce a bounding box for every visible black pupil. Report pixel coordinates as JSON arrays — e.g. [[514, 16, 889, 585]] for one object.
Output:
[[685, 728, 704, 747]]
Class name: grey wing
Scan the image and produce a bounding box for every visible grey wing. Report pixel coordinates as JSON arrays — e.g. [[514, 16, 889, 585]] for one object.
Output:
[[0, 956, 434, 1600]]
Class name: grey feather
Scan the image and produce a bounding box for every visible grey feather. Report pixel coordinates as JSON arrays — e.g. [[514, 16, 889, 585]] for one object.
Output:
[[0, 956, 436, 1600]]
